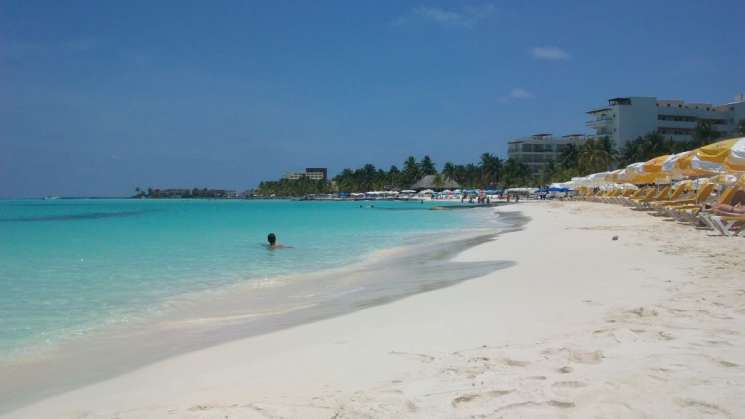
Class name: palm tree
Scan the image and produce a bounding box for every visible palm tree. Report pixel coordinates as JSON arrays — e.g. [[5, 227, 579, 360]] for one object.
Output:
[[360, 164, 377, 191], [692, 120, 721, 147], [442, 162, 456, 180], [502, 158, 530, 187], [558, 143, 579, 170], [387, 165, 401, 189], [578, 139, 613, 174], [479, 153, 502, 187], [402, 156, 420, 186], [419, 155, 437, 175], [538, 161, 557, 185]]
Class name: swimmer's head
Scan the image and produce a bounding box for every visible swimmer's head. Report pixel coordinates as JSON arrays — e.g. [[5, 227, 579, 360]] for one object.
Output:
[[267, 233, 276, 246]]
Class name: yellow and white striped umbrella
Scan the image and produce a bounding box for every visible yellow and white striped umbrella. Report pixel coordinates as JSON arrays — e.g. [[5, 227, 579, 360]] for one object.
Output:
[[695, 137, 745, 172], [675, 150, 725, 177], [623, 162, 661, 184], [641, 154, 671, 173], [724, 137, 745, 172]]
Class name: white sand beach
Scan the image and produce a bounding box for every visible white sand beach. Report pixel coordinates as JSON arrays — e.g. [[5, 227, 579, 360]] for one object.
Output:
[[4, 201, 744, 419]]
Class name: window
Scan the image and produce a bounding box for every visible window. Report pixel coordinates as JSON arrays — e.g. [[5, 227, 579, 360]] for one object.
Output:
[[658, 115, 697, 122]]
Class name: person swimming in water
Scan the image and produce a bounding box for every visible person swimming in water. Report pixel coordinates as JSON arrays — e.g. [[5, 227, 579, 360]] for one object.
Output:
[[267, 233, 291, 249]]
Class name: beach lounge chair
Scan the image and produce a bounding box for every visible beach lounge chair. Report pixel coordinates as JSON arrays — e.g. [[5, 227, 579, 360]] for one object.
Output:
[[671, 183, 737, 223], [635, 185, 671, 209], [658, 183, 715, 218], [698, 182, 745, 236], [600, 190, 622, 204], [610, 189, 636, 205], [649, 181, 692, 212], [627, 187, 660, 208], [618, 187, 650, 206], [713, 215, 745, 237]]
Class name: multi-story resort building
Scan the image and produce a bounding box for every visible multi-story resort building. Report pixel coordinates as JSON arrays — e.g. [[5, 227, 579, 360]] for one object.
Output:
[[285, 168, 328, 181], [586, 96, 745, 147], [507, 134, 589, 174]]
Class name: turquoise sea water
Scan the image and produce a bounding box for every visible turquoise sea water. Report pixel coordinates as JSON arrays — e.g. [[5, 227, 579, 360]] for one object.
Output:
[[0, 199, 473, 358]]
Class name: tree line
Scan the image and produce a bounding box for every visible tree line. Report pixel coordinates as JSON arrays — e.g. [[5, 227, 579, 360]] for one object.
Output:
[[256, 154, 533, 196], [257, 119, 745, 196]]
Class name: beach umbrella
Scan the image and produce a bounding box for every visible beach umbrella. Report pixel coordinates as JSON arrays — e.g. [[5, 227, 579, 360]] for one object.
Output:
[[642, 154, 671, 173], [707, 173, 739, 185], [688, 136, 745, 173], [606, 169, 624, 183], [616, 169, 649, 184], [695, 138, 740, 163], [614, 169, 630, 183], [676, 151, 725, 176], [661, 151, 693, 179], [622, 162, 659, 184], [724, 137, 745, 172], [586, 172, 613, 186]]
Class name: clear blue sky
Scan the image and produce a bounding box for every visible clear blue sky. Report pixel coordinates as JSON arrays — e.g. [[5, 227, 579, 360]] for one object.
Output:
[[1, 0, 743, 197]]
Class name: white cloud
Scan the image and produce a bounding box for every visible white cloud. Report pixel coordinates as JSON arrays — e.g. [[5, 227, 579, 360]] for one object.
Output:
[[510, 88, 534, 99], [498, 88, 534, 103], [415, 6, 467, 25], [530, 46, 570, 61], [394, 4, 496, 28]]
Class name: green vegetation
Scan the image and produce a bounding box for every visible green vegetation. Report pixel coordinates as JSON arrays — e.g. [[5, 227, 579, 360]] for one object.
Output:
[[256, 154, 533, 196], [256, 177, 333, 196], [256, 122, 743, 196]]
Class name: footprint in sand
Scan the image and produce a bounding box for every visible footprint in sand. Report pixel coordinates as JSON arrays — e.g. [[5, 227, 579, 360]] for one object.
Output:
[[676, 398, 732, 418], [569, 350, 604, 364], [502, 357, 530, 367], [545, 348, 604, 365], [388, 351, 435, 363], [552, 381, 587, 389], [707, 357, 739, 368], [451, 390, 513, 408], [628, 306, 659, 318], [490, 400, 575, 414], [658, 330, 675, 341]]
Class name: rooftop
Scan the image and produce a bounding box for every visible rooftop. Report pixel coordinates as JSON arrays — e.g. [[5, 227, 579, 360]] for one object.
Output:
[[586, 107, 611, 114]]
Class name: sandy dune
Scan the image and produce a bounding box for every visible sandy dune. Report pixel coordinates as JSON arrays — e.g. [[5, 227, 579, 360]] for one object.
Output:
[[4, 201, 744, 418]]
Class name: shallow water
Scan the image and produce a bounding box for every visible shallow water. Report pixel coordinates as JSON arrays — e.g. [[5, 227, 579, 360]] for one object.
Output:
[[0, 199, 479, 358], [0, 199, 522, 413]]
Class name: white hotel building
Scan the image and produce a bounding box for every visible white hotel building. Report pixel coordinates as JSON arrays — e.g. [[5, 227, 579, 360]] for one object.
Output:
[[507, 133, 589, 174], [586, 96, 745, 147]]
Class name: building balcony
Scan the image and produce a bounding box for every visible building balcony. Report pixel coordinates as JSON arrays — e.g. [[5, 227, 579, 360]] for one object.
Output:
[[657, 120, 696, 129], [586, 117, 613, 128]]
